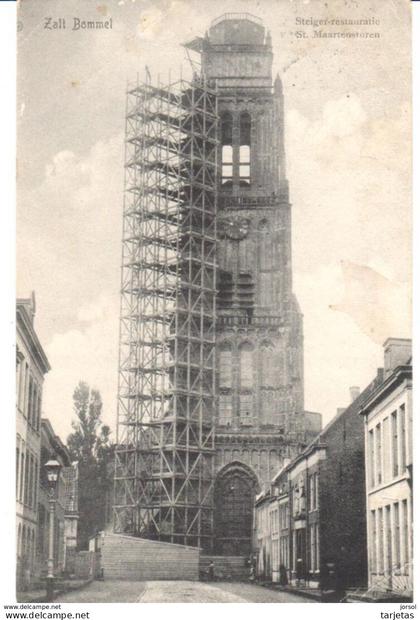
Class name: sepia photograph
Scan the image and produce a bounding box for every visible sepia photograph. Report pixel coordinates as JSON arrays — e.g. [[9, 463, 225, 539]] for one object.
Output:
[[10, 0, 412, 607]]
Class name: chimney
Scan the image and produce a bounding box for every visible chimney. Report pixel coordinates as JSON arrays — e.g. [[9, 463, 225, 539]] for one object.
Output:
[[384, 338, 411, 378], [349, 386, 360, 402]]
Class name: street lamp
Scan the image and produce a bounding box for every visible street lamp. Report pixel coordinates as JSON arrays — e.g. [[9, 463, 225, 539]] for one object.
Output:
[[44, 458, 62, 602]]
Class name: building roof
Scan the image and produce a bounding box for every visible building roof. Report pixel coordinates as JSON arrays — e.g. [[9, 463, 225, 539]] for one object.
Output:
[[359, 359, 412, 416], [270, 369, 385, 485], [41, 418, 72, 466], [210, 13, 263, 28], [16, 295, 50, 374]]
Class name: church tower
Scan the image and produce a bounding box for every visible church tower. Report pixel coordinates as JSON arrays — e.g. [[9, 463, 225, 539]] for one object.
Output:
[[194, 14, 307, 554], [114, 11, 321, 556]]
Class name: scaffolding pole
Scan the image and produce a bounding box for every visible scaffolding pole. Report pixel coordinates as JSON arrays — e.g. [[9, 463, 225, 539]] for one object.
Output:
[[113, 75, 218, 550]]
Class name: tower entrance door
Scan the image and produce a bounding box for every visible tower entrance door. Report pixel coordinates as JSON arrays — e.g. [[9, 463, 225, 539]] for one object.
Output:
[[214, 462, 259, 555]]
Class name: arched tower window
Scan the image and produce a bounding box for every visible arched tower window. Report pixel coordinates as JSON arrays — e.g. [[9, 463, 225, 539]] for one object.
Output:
[[260, 341, 275, 425], [219, 343, 233, 427], [239, 112, 251, 185], [239, 342, 253, 389], [260, 341, 274, 388], [239, 342, 254, 426], [219, 344, 232, 389], [221, 112, 233, 186]]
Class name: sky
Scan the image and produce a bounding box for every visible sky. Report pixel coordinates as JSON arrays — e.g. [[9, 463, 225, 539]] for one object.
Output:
[[16, 0, 411, 442]]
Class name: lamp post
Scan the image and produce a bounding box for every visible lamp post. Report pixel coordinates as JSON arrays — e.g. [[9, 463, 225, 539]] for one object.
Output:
[[44, 458, 62, 602]]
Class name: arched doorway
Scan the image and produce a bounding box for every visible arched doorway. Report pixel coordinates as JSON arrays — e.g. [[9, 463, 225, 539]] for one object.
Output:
[[214, 461, 260, 555]]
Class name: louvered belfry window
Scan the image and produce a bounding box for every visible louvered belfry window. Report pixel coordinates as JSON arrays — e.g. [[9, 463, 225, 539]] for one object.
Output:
[[221, 112, 233, 186]]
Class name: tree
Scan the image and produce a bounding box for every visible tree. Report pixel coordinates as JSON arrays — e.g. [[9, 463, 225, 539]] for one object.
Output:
[[67, 381, 112, 549]]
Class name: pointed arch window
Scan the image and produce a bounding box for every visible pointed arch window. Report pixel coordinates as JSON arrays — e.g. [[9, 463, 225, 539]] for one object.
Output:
[[219, 344, 233, 389], [219, 394, 233, 426], [221, 112, 233, 186], [260, 341, 275, 388], [239, 112, 251, 185], [240, 342, 254, 390]]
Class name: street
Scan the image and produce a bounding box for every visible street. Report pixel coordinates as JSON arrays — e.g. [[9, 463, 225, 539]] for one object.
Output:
[[56, 580, 314, 603]]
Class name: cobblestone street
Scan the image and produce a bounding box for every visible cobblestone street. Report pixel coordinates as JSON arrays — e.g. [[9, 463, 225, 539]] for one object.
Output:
[[56, 580, 314, 604]]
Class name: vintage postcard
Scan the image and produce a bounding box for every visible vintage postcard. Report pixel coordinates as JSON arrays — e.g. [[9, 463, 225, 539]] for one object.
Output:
[[13, 0, 412, 610]]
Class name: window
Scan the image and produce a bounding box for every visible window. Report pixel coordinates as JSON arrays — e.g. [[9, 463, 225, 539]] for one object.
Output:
[[272, 542, 279, 570], [28, 454, 34, 508], [28, 377, 34, 427], [280, 535, 289, 569], [399, 404, 406, 471], [394, 502, 400, 569], [261, 390, 272, 425], [371, 509, 377, 573], [24, 450, 29, 505], [382, 417, 390, 483], [19, 449, 25, 503], [17, 357, 24, 411], [378, 508, 384, 573], [309, 475, 315, 511], [240, 343, 253, 389], [260, 342, 274, 388], [391, 411, 399, 477], [23, 363, 29, 418], [37, 391, 42, 430], [239, 112, 251, 185], [31, 382, 38, 430], [402, 500, 409, 574], [33, 457, 38, 508], [221, 111, 233, 144], [385, 505, 391, 576], [310, 525, 315, 572], [240, 112, 251, 145], [309, 524, 319, 572], [221, 112, 233, 186], [220, 111, 252, 188], [239, 145, 250, 185], [222, 145, 233, 185], [313, 473, 319, 510], [314, 523, 319, 571], [375, 423, 382, 485], [219, 394, 233, 426], [271, 509, 278, 534], [240, 393, 253, 425], [219, 346, 232, 388], [367, 429, 374, 488]]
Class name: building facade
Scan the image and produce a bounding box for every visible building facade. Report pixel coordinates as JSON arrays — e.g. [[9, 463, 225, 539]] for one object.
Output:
[[360, 338, 412, 599], [254, 377, 384, 591], [38, 419, 79, 578], [194, 12, 321, 555], [16, 294, 50, 589]]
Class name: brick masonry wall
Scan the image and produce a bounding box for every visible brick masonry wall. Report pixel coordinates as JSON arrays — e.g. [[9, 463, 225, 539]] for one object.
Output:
[[101, 533, 199, 581], [319, 394, 369, 588]]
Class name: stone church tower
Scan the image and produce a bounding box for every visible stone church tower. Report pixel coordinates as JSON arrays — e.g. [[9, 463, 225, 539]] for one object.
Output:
[[192, 14, 315, 554]]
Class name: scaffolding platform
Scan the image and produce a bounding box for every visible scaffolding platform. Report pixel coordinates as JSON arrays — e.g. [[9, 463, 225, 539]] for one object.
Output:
[[114, 76, 218, 550]]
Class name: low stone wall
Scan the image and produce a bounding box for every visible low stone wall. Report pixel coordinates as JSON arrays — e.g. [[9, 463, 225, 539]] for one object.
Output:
[[101, 533, 199, 581]]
